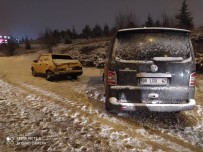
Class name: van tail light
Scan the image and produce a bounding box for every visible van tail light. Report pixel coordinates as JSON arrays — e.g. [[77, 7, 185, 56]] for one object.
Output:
[[189, 72, 196, 86], [107, 71, 117, 86]]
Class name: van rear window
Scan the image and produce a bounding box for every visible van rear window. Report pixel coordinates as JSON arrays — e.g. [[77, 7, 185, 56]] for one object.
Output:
[[114, 30, 191, 60]]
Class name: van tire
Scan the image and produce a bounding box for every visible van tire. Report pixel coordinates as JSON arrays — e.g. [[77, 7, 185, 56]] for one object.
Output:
[[105, 102, 119, 115]]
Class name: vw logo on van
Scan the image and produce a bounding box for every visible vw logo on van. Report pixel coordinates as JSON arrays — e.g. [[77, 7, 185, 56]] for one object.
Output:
[[151, 64, 158, 72]]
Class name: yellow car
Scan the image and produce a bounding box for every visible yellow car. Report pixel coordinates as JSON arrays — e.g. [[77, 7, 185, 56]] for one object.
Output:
[[31, 54, 83, 81]]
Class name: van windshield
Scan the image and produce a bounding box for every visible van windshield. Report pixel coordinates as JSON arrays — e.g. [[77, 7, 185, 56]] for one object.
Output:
[[114, 30, 191, 60]]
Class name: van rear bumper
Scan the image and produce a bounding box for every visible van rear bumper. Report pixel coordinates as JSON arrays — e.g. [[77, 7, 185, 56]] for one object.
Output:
[[109, 97, 196, 112]]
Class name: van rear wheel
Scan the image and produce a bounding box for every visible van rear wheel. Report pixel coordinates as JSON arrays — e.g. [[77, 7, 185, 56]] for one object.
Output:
[[105, 102, 119, 115]]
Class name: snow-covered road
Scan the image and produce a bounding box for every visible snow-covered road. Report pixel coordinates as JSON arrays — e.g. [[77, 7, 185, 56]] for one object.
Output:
[[0, 54, 202, 151], [0, 74, 203, 151]]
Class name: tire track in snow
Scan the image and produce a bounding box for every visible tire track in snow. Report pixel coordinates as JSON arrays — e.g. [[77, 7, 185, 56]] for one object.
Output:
[[20, 82, 200, 151]]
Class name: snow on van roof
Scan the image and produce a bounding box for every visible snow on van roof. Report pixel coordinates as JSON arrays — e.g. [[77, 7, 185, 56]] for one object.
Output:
[[118, 27, 190, 33]]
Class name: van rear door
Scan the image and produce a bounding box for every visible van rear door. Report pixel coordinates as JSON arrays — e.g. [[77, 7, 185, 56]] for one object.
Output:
[[110, 29, 195, 104]]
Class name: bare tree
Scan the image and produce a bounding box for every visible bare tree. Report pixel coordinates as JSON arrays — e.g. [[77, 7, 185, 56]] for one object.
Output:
[[145, 14, 154, 27], [161, 13, 176, 28], [114, 10, 139, 30], [25, 36, 31, 50], [38, 28, 58, 53]]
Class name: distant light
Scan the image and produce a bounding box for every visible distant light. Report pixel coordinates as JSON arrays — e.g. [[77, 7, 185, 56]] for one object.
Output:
[[4, 36, 7, 38], [180, 73, 184, 77], [149, 38, 153, 42], [0, 36, 2, 38], [139, 42, 143, 45]]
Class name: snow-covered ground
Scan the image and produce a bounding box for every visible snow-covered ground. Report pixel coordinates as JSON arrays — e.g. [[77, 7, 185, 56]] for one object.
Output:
[[1, 76, 203, 151], [0, 55, 203, 151]]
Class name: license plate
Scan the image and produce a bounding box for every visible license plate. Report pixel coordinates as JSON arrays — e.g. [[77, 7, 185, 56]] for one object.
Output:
[[140, 78, 168, 85]]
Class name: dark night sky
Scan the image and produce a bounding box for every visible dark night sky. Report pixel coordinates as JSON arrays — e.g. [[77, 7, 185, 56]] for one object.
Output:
[[0, 0, 202, 39]]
